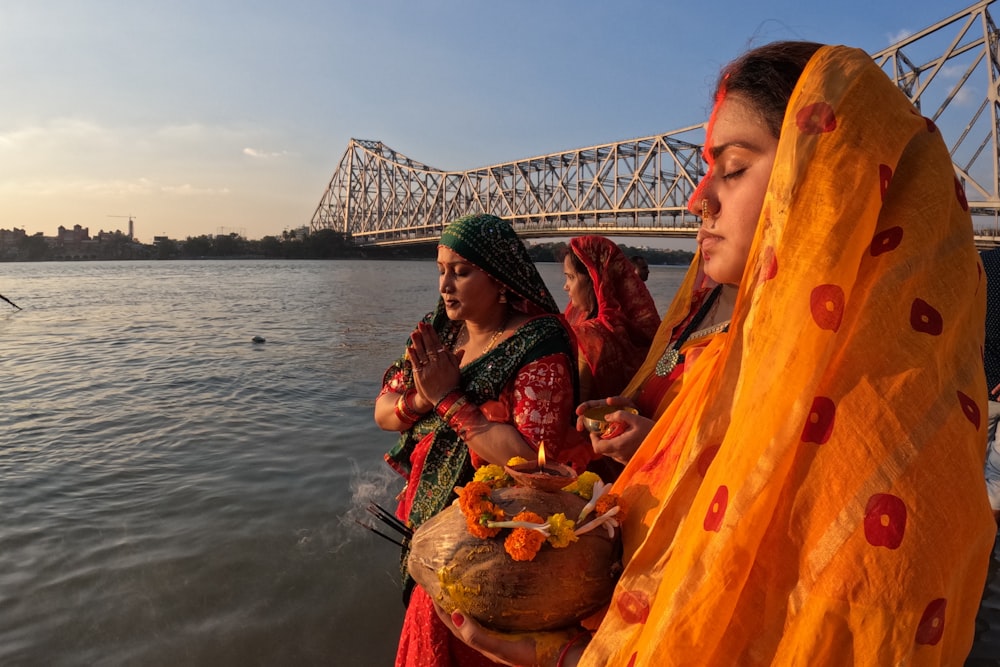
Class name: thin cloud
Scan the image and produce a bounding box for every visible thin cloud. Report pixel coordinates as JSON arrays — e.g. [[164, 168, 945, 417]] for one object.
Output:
[[160, 183, 232, 196], [0, 176, 229, 198], [0, 177, 153, 198], [888, 29, 914, 45], [953, 86, 977, 106], [0, 119, 107, 150], [243, 147, 291, 159]]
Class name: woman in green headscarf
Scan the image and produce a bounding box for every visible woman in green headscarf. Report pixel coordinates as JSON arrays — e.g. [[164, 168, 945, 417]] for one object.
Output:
[[375, 213, 590, 667]]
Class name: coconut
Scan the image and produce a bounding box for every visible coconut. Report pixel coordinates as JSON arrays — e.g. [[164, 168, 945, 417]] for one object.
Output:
[[406, 485, 621, 632]]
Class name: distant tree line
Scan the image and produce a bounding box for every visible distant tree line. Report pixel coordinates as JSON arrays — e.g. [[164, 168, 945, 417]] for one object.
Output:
[[2, 229, 694, 264], [153, 229, 362, 259], [525, 241, 694, 266], [0, 229, 365, 262]]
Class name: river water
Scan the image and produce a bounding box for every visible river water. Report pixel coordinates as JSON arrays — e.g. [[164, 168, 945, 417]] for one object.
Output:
[[1, 259, 997, 666]]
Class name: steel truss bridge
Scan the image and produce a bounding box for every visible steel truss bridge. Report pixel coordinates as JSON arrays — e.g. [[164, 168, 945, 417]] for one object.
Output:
[[310, 1, 1000, 248]]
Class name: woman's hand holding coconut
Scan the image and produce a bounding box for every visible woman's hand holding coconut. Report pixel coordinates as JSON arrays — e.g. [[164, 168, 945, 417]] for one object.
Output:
[[432, 605, 588, 667]]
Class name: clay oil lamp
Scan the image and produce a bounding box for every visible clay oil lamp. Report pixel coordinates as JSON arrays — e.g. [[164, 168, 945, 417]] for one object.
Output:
[[504, 442, 578, 492]]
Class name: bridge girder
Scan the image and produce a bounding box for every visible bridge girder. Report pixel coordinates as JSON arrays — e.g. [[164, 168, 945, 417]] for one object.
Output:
[[311, 1, 1000, 246]]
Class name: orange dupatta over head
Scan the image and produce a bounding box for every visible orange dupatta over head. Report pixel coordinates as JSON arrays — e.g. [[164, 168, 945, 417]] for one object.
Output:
[[581, 45, 996, 666]]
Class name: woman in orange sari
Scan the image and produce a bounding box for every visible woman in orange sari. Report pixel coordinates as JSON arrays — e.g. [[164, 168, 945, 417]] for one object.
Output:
[[438, 41, 997, 666]]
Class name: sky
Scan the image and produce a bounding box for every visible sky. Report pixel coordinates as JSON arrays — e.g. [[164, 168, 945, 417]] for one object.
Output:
[[0, 0, 983, 243]]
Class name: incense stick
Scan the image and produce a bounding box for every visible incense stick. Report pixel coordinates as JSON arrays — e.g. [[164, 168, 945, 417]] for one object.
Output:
[[367, 503, 412, 538], [353, 519, 408, 548]]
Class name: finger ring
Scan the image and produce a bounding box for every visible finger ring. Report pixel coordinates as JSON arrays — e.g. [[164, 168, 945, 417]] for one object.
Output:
[[435, 347, 446, 353], [417, 360, 428, 368]]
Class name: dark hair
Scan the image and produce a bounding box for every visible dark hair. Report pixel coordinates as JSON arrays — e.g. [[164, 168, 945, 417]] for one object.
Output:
[[716, 41, 824, 137], [564, 247, 589, 276], [560, 246, 597, 318]]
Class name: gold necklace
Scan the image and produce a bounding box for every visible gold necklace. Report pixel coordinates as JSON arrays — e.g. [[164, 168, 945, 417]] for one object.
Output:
[[480, 317, 508, 356], [654, 320, 729, 376], [688, 319, 731, 341], [654, 286, 725, 377]]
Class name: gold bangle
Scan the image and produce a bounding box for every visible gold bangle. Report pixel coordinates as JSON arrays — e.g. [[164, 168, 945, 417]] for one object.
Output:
[[441, 395, 468, 423], [434, 388, 464, 419]]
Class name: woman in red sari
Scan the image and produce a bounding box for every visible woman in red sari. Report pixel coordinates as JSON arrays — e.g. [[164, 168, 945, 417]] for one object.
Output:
[[375, 213, 589, 667], [561, 236, 660, 402], [577, 252, 731, 467]]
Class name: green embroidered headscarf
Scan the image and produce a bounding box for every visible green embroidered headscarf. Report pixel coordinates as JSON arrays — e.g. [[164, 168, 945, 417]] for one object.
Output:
[[439, 213, 558, 314]]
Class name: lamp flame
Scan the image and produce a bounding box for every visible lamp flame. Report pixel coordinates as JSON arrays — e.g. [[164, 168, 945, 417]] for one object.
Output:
[[537, 441, 547, 469]]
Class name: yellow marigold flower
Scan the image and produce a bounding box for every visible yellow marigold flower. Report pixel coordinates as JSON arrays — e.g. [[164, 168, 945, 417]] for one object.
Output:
[[545, 513, 578, 548], [504, 511, 547, 561], [595, 493, 625, 522], [472, 464, 511, 487], [564, 471, 602, 499], [506, 456, 530, 467]]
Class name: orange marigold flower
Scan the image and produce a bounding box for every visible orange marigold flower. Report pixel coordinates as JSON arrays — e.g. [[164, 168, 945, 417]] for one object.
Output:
[[595, 493, 625, 522], [457, 481, 494, 516], [467, 507, 503, 538], [458, 480, 492, 502], [504, 511, 548, 561], [457, 481, 504, 538], [505, 528, 546, 561], [513, 510, 544, 524]]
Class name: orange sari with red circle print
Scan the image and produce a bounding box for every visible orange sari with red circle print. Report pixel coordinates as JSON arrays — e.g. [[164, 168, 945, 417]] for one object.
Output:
[[581, 45, 996, 666]]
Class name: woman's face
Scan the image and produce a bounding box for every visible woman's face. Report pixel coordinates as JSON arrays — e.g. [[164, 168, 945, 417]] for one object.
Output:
[[437, 246, 503, 322], [562, 253, 594, 314], [692, 93, 779, 286]]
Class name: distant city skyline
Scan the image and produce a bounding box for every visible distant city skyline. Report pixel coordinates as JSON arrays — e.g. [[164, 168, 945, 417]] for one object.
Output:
[[0, 0, 970, 247]]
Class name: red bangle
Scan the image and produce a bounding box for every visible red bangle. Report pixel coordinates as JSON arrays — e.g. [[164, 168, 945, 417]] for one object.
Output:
[[447, 399, 483, 439], [394, 389, 423, 426], [556, 631, 589, 667], [434, 389, 465, 421], [403, 389, 425, 417]]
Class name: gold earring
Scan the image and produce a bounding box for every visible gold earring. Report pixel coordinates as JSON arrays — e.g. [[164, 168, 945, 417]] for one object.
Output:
[[498, 289, 507, 304]]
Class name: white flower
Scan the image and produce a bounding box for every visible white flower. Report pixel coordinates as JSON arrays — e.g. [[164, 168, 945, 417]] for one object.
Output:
[[487, 519, 551, 536], [574, 505, 620, 537], [576, 479, 610, 523]]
